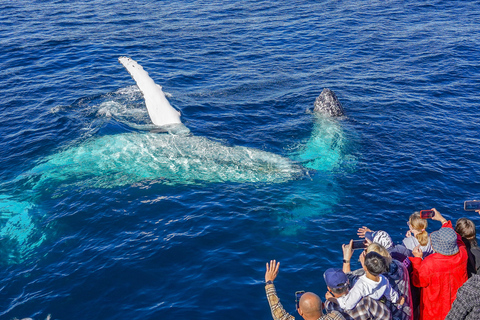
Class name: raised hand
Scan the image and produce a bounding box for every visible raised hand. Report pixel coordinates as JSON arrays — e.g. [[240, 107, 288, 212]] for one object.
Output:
[[357, 226, 372, 238], [265, 260, 280, 283], [431, 208, 447, 224], [343, 240, 354, 261]]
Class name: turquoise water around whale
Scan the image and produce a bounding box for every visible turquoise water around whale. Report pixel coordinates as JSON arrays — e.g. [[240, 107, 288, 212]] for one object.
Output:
[[1, 0, 479, 319]]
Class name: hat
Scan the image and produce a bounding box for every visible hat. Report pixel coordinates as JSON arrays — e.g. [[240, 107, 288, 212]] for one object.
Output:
[[430, 227, 459, 256], [323, 268, 348, 289], [365, 230, 393, 249]]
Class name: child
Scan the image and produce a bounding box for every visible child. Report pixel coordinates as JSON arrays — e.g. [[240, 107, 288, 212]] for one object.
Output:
[[336, 251, 402, 310], [403, 212, 434, 258]]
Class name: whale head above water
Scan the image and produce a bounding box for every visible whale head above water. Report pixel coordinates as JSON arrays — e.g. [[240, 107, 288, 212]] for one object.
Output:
[[313, 88, 345, 117]]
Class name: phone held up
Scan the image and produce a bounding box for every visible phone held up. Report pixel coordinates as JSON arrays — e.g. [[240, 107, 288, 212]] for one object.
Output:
[[464, 200, 480, 211], [352, 239, 368, 250], [295, 291, 305, 309], [419, 210, 435, 219]]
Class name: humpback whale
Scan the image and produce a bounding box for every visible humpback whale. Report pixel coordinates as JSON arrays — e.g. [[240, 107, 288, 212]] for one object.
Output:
[[1, 57, 352, 262], [314, 88, 345, 117], [24, 57, 349, 190]]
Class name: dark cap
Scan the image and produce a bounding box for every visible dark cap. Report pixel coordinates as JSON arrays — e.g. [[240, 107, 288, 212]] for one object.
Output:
[[323, 268, 348, 289]]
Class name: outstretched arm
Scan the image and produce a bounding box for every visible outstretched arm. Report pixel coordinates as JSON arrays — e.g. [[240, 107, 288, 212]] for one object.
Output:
[[431, 208, 465, 248], [342, 240, 354, 273], [431, 208, 448, 225], [264, 260, 295, 320], [357, 226, 373, 238]]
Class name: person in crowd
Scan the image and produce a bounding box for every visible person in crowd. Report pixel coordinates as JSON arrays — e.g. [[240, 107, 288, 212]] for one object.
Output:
[[357, 228, 412, 267], [445, 273, 480, 320], [366, 243, 412, 320], [328, 251, 401, 311], [264, 260, 345, 320], [409, 208, 468, 320], [401, 212, 432, 318], [341, 240, 411, 320], [455, 217, 480, 277], [402, 212, 433, 258], [323, 268, 391, 320]]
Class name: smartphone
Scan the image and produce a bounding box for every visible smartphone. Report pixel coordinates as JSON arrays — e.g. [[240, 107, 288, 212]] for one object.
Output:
[[420, 210, 435, 219], [352, 239, 368, 250], [295, 290, 305, 309], [464, 200, 480, 211]]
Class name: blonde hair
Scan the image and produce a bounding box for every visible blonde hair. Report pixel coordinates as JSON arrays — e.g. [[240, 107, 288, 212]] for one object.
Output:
[[410, 212, 429, 246], [366, 243, 392, 265]]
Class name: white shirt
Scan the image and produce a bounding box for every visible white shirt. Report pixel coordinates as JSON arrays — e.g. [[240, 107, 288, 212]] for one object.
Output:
[[337, 274, 399, 310]]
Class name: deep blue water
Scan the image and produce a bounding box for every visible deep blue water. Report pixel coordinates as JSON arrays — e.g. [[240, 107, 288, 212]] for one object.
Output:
[[1, 0, 480, 319]]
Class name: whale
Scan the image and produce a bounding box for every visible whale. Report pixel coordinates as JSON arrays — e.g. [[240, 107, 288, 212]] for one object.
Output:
[[23, 57, 348, 191], [314, 88, 345, 117], [0, 57, 353, 262]]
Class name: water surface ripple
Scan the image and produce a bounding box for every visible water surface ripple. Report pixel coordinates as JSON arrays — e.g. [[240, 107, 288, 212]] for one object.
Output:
[[1, 1, 480, 319]]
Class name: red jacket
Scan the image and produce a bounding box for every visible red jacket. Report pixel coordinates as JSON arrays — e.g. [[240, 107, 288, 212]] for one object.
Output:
[[409, 221, 468, 320]]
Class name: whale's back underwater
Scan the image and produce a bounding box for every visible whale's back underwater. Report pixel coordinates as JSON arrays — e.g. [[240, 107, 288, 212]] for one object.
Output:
[[30, 132, 303, 191]]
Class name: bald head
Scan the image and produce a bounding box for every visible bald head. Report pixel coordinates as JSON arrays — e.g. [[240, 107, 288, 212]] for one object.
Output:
[[298, 292, 322, 319]]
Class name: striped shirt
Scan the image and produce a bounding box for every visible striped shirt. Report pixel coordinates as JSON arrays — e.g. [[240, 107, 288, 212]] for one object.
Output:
[[325, 296, 391, 320], [265, 283, 345, 320]]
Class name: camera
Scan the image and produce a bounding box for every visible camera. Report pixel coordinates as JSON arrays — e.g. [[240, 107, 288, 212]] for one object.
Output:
[[464, 200, 480, 211], [352, 239, 368, 250], [295, 290, 305, 309], [420, 210, 435, 219]]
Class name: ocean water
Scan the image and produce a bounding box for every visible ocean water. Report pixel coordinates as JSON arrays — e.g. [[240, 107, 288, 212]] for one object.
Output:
[[1, 0, 479, 319]]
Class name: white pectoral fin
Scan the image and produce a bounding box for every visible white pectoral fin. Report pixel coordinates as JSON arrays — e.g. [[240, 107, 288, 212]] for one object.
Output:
[[118, 56, 182, 127]]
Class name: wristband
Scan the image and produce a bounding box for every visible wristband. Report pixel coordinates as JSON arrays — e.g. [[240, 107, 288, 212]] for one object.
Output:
[[343, 259, 350, 264], [266, 280, 273, 285]]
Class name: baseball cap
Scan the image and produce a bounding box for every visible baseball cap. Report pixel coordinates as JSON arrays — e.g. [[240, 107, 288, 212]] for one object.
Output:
[[323, 268, 348, 289]]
